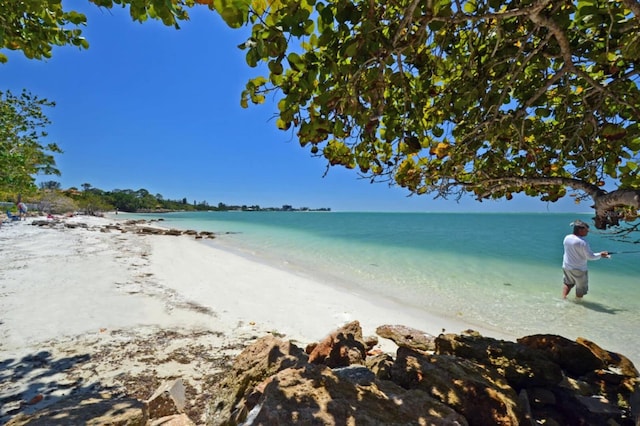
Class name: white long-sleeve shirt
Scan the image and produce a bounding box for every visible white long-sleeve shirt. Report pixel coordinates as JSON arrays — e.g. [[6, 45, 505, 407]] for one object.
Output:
[[563, 234, 602, 271]]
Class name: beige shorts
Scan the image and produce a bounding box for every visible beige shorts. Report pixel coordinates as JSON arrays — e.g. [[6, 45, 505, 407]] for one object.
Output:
[[563, 268, 589, 297]]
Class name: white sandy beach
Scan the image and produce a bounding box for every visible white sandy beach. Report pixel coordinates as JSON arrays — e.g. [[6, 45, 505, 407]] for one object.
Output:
[[0, 214, 511, 423]]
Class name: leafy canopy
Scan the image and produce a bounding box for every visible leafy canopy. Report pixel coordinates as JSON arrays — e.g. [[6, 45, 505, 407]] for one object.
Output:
[[0, 0, 213, 63], [233, 0, 640, 228], [0, 0, 88, 63], [3, 0, 640, 228], [0, 90, 62, 198]]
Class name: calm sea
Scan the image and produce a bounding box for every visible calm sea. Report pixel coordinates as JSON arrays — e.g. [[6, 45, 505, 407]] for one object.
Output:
[[122, 211, 640, 365]]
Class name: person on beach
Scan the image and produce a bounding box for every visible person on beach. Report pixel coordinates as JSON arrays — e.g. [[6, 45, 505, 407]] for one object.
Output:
[[17, 202, 28, 220], [562, 219, 609, 299]]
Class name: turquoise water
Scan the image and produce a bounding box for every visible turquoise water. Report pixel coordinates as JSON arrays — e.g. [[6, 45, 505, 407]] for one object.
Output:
[[124, 211, 640, 364]]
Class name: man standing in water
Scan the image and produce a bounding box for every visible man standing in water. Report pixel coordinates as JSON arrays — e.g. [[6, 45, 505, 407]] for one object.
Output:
[[562, 220, 609, 299]]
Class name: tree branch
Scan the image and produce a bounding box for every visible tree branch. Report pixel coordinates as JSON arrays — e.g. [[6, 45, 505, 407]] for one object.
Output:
[[392, 0, 424, 48], [529, 3, 640, 116], [476, 176, 604, 199]]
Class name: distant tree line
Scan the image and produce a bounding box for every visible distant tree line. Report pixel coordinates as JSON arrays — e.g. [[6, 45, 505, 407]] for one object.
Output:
[[32, 181, 330, 214]]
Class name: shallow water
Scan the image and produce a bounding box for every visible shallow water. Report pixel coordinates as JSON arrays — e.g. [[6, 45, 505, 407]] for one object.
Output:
[[124, 211, 640, 365]]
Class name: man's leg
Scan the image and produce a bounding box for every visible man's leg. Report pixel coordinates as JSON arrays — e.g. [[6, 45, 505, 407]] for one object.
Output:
[[562, 283, 572, 299], [574, 271, 588, 299]]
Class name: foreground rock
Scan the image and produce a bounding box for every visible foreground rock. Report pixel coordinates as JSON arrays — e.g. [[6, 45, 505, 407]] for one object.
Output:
[[210, 321, 640, 425], [7, 321, 640, 425]]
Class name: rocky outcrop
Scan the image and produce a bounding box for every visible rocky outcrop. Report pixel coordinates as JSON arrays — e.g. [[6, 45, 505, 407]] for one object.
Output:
[[209, 321, 640, 426], [435, 331, 565, 389], [208, 335, 309, 424], [7, 321, 640, 425], [30, 218, 217, 239], [208, 330, 466, 425]]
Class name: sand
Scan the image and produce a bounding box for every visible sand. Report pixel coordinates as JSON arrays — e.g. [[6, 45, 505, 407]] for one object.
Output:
[[0, 214, 511, 423]]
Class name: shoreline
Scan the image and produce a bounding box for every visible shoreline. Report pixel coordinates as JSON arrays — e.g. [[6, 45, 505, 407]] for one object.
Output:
[[0, 213, 530, 423], [3, 212, 638, 424], [105, 212, 516, 343], [1, 214, 507, 423]]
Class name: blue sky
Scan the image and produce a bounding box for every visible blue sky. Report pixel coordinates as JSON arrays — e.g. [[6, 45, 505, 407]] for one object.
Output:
[[1, 5, 587, 212]]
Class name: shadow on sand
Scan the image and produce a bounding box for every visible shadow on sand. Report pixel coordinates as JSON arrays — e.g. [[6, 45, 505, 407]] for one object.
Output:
[[0, 350, 138, 425], [576, 299, 625, 315]]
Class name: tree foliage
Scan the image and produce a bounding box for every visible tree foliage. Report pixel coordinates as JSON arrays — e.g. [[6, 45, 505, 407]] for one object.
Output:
[[0, 90, 62, 198], [54, 185, 279, 212], [0, 0, 219, 63], [40, 180, 62, 190], [3, 0, 640, 229], [0, 0, 89, 63], [234, 0, 640, 229]]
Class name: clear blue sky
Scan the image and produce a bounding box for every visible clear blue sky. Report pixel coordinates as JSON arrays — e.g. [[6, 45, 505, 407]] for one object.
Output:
[[1, 4, 585, 212]]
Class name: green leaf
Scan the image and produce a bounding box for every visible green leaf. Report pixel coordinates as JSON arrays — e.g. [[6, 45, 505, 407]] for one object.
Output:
[[463, 0, 477, 13], [246, 49, 259, 67], [213, 0, 250, 28], [287, 52, 305, 72], [240, 91, 249, 108], [67, 11, 87, 25], [343, 39, 358, 57], [218, 7, 246, 28], [268, 60, 284, 75], [535, 108, 550, 117], [628, 138, 640, 151], [276, 118, 291, 130]]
